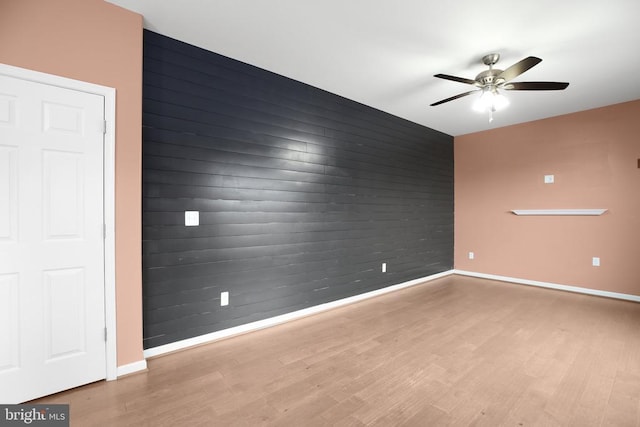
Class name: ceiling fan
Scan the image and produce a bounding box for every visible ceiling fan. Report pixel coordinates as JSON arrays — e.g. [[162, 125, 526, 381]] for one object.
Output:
[[431, 53, 569, 121]]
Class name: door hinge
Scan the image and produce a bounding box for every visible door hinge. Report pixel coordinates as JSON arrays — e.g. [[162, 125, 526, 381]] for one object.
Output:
[[104, 327, 108, 342], [101, 120, 107, 134], [103, 224, 107, 240]]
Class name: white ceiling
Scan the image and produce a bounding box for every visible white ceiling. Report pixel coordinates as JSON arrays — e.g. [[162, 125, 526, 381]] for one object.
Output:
[[107, 0, 640, 136]]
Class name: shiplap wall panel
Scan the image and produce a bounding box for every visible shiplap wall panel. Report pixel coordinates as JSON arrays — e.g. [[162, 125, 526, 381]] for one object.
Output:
[[142, 30, 453, 349]]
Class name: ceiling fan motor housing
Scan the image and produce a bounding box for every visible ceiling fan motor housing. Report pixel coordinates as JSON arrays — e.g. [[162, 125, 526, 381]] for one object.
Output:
[[477, 53, 504, 87], [475, 69, 505, 87]]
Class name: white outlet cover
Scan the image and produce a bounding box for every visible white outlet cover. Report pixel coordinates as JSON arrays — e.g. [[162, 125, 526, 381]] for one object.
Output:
[[544, 175, 555, 184], [185, 210, 199, 226], [221, 291, 229, 306], [382, 263, 387, 273], [468, 252, 474, 260], [592, 257, 600, 267]]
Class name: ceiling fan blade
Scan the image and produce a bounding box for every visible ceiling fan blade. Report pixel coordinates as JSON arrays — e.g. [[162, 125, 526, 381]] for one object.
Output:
[[503, 81, 569, 90], [430, 90, 478, 106], [434, 74, 477, 85], [498, 57, 542, 82]]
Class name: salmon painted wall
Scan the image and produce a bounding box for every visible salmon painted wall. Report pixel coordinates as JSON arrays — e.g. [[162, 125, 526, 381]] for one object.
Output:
[[0, 0, 144, 365], [455, 100, 640, 296]]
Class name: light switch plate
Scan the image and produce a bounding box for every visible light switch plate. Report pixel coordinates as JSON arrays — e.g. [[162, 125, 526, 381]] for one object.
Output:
[[544, 175, 554, 184], [185, 211, 199, 226], [592, 257, 600, 267]]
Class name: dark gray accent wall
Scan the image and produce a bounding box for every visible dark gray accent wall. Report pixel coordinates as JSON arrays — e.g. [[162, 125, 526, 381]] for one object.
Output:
[[142, 30, 454, 349]]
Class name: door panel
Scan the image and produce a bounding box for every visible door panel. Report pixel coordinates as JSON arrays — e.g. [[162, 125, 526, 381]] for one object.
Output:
[[43, 150, 84, 239], [43, 101, 85, 135], [44, 268, 86, 361], [0, 273, 20, 373], [0, 146, 18, 241], [0, 94, 17, 127]]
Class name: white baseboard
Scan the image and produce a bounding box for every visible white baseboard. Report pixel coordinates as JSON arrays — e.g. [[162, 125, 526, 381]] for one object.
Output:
[[144, 270, 455, 358], [138, 269, 640, 363], [453, 269, 640, 303], [115, 359, 148, 378]]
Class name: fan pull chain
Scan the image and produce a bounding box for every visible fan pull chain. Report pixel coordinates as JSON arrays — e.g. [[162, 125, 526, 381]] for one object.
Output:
[[488, 103, 496, 123]]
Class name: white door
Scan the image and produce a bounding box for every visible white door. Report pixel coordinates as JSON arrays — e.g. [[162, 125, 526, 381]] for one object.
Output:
[[0, 74, 106, 403]]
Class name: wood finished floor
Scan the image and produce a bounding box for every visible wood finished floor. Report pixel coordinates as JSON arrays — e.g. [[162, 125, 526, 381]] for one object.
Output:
[[34, 275, 640, 426]]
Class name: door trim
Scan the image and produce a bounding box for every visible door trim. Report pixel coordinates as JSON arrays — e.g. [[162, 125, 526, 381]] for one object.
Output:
[[0, 63, 118, 381]]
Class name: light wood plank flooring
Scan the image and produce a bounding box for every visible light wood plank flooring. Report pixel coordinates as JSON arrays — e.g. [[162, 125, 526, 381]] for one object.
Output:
[[34, 275, 640, 426]]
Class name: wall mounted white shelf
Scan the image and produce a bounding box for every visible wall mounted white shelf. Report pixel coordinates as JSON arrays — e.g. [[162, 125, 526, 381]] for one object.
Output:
[[511, 209, 607, 216]]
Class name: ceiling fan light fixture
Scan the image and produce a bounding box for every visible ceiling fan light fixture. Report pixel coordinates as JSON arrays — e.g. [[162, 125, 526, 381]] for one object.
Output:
[[472, 87, 509, 113]]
